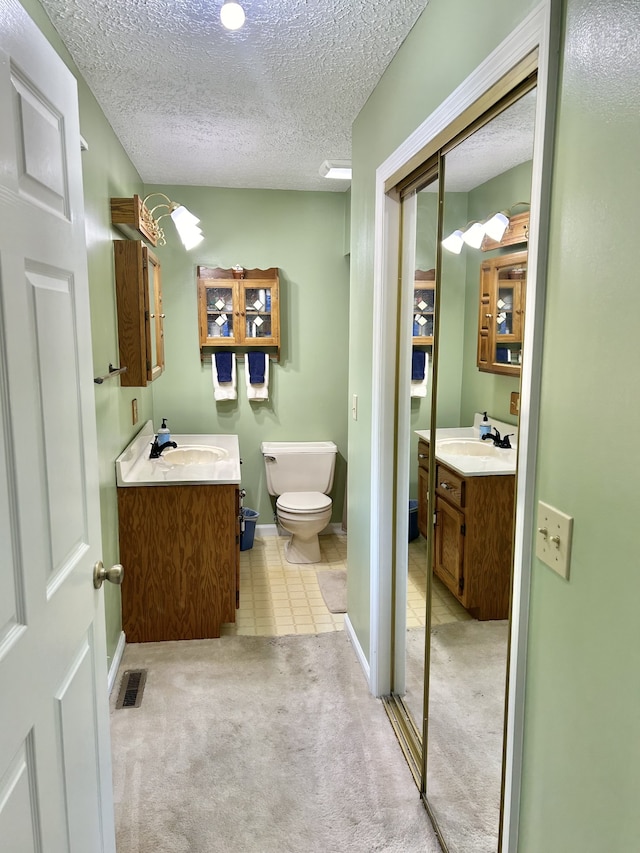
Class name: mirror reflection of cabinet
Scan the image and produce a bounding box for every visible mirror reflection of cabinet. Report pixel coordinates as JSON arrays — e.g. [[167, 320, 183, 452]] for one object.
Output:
[[114, 240, 164, 387], [412, 268, 435, 344], [477, 250, 527, 376], [197, 266, 280, 358]]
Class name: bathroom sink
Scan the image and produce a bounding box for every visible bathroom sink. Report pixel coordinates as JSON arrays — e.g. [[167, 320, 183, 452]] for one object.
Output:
[[436, 438, 511, 459], [160, 445, 229, 465]]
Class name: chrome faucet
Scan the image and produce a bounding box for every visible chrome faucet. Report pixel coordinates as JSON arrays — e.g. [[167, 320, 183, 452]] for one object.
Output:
[[149, 437, 178, 458], [481, 428, 513, 449]]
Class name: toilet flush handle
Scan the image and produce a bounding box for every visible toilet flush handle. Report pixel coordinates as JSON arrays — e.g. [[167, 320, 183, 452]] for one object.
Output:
[[264, 455, 277, 462]]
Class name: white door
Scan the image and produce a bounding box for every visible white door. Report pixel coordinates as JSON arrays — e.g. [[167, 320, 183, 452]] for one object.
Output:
[[0, 2, 117, 851]]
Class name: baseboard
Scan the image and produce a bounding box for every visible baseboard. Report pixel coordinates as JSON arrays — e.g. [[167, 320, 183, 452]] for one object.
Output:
[[107, 631, 126, 695], [256, 522, 346, 538], [344, 614, 370, 688]]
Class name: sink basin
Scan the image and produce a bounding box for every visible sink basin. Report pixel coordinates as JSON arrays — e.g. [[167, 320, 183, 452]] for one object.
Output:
[[436, 438, 514, 460], [160, 445, 229, 465]]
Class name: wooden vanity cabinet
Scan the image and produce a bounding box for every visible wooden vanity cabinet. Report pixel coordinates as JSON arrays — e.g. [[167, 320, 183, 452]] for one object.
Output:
[[118, 484, 240, 642], [477, 250, 527, 377], [197, 266, 280, 358], [417, 438, 430, 538], [418, 440, 515, 620], [114, 240, 164, 386]]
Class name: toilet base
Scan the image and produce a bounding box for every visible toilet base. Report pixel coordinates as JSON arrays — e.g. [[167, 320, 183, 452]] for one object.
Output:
[[284, 534, 321, 564]]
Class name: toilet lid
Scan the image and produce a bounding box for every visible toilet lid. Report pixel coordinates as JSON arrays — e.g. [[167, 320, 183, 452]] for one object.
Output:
[[277, 491, 332, 513]]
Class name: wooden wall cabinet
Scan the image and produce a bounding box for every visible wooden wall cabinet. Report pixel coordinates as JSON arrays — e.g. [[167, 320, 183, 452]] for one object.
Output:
[[412, 269, 435, 346], [118, 484, 240, 642], [197, 266, 280, 358], [418, 439, 515, 620], [114, 240, 164, 386], [477, 250, 527, 377]]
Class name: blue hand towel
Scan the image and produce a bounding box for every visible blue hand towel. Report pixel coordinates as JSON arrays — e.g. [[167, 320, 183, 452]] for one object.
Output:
[[215, 351, 233, 383], [248, 351, 266, 384], [412, 349, 426, 381]]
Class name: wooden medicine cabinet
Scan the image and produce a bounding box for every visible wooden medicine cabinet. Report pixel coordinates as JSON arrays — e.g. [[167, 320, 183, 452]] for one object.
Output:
[[114, 240, 164, 386], [477, 249, 527, 376]]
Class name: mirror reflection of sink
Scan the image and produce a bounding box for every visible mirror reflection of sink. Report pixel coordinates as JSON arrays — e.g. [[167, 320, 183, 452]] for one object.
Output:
[[436, 438, 514, 459], [160, 445, 229, 465]]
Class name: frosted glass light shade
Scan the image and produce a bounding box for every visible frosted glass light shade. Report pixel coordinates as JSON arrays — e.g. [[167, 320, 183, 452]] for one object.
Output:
[[170, 205, 200, 229], [442, 230, 464, 254], [220, 1, 245, 30], [484, 212, 510, 242], [462, 222, 486, 248]]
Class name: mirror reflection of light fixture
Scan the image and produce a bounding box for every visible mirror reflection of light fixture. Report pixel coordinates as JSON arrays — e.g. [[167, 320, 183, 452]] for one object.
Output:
[[441, 229, 465, 254], [142, 193, 204, 250], [319, 160, 352, 180], [220, 1, 245, 30], [442, 202, 530, 253], [462, 221, 486, 248]]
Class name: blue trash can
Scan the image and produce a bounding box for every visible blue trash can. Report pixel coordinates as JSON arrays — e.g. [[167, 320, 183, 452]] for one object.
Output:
[[408, 499, 419, 541], [240, 508, 259, 551]]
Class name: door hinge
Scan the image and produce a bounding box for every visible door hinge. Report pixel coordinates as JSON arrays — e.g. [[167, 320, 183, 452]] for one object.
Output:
[[433, 511, 438, 526], [460, 524, 466, 536], [459, 576, 465, 594]]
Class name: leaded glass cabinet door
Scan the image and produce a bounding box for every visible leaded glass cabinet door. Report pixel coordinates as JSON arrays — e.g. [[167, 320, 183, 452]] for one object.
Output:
[[413, 269, 436, 344], [202, 283, 236, 342], [239, 279, 280, 345], [477, 250, 527, 376]]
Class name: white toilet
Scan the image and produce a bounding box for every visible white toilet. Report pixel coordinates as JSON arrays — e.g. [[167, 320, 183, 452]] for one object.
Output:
[[261, 441, 338, 564]]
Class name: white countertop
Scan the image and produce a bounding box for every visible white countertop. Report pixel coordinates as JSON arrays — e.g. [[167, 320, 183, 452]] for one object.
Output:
[[415, 414, 517, 477], [116, 421, 241, 486]]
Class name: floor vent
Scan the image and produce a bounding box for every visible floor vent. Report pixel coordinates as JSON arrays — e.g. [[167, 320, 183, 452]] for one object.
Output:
[[116, 669, 147, 709]]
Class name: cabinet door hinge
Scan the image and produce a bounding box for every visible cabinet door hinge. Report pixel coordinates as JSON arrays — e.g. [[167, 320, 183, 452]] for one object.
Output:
[[433, 512, 438, 526], [146, 359, 151, 372], [460, 524, 466, 536], [459, 576, 465, 594]]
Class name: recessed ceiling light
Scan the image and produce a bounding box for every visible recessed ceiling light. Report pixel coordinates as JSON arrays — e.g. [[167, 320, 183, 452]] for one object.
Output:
[[220, 1, 245, 31], [319, 160, 352, 180]]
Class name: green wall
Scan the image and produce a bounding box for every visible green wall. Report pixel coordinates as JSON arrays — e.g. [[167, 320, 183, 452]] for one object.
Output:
[[144, 184, 350, 523], [518, 0, 640, 849]]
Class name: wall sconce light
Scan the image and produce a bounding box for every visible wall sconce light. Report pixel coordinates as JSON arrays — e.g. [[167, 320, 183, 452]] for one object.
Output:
[[142, 193, 204, 250], [220, 1, 245, 30], [442, 202, 529, 253]]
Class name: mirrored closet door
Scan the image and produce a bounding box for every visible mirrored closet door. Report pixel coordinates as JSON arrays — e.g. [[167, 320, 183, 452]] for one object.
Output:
[[385, 81, 537, 853]]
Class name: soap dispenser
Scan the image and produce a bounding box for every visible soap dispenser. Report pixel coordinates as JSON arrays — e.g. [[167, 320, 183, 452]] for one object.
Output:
[[157, 418, 171, 447], [479, 411, 492, 438]]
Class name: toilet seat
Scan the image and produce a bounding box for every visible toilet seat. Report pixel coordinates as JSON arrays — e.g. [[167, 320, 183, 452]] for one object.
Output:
[[276, 491, 331, 513]]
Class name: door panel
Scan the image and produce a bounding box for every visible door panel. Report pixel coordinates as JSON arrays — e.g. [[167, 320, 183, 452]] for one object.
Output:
[[0, 3, 116, 851]]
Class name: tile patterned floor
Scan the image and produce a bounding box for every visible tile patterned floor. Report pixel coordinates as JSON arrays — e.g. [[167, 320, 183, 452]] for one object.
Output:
[[222, 532, 468, 637], [221, 532, 347, 637]]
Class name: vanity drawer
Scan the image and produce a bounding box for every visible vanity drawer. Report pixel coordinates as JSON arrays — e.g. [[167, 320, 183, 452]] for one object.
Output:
[[418, 439, 430, 473], [436, 464, 465, 508]]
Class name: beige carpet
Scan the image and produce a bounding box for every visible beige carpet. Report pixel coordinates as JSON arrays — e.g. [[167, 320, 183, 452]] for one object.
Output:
[[110, 632, 440, 853], [316, 569, 347, 612]]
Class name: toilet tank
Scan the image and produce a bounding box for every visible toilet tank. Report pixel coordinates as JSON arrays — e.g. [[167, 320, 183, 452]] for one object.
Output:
[[261, 441, 337, 496]]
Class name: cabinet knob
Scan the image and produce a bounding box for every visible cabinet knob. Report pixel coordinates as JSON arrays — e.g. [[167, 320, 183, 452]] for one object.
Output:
[[150, 313, 155, 318], [485, 313, 493, 319], [418, 453, 428, 459], [440, 482, 451, 490], [160, 313, 166, 318]]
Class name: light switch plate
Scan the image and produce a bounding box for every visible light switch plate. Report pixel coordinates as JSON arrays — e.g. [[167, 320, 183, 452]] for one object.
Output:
[[536, 501, 573, 580]]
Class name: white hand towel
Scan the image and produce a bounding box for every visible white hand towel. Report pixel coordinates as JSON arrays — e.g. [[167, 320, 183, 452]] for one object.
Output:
[[212, 354, 237, 401], [410, 351, 429, 398], [245, 353, 269, 401]]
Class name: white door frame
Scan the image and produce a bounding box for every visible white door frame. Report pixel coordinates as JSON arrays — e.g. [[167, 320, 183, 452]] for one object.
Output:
[[368, 2, 559, 848]]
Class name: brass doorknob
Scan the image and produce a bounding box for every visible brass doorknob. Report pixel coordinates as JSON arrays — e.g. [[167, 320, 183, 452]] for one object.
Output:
[[93, 561, 124, 589]]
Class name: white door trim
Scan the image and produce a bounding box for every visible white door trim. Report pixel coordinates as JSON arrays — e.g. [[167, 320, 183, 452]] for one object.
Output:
[[368, 3, 559, 849]]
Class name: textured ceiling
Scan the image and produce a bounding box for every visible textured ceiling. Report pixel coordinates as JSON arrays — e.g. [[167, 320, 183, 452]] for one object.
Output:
[[39, 0, 431, 191]]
